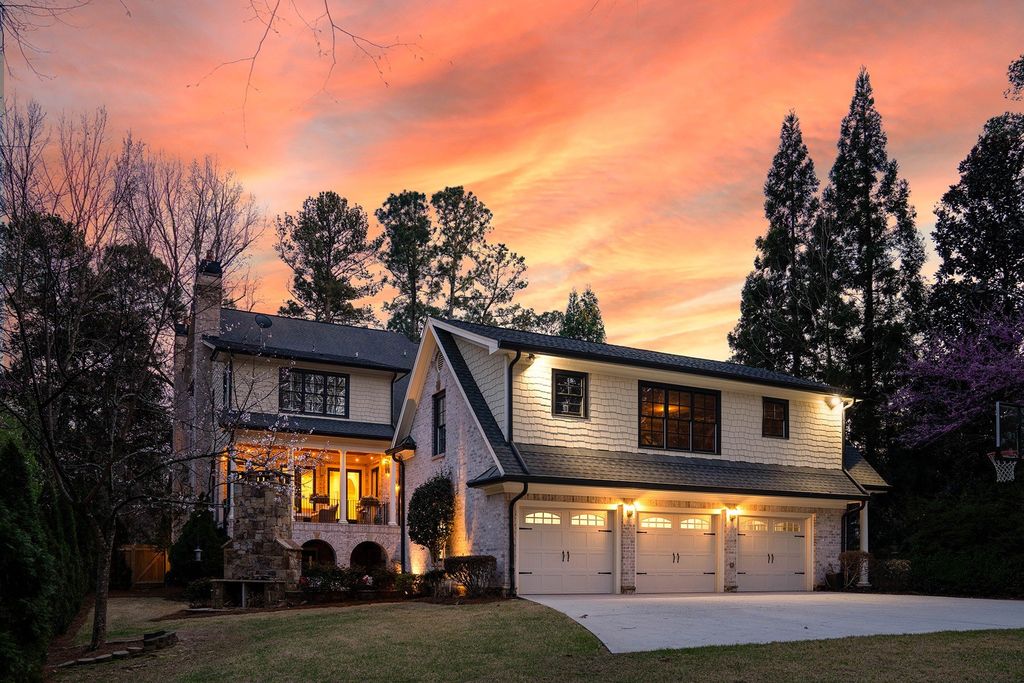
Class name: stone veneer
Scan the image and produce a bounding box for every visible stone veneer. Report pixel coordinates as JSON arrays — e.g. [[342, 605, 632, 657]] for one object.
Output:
[[222, 471, 302, 586]]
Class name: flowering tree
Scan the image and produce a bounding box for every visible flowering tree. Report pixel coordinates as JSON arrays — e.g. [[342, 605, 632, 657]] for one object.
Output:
[[892, 310, 1024, 450]]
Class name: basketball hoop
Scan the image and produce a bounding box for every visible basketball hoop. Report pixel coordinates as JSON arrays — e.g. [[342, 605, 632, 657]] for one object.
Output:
[[988, 450, 1019, 483]]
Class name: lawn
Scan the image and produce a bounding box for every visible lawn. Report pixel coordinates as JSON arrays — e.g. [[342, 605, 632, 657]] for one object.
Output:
[[58, 596, 1024, 682]]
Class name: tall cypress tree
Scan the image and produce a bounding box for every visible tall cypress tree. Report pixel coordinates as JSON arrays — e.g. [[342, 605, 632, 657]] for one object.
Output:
[[821, 68, 926, 457], [932, 113, 1024, 329], [729, 112, 819, 376]]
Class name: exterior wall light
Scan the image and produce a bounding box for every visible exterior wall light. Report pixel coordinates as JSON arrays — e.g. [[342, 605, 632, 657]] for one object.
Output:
[[623, 504, 635, 519], [826, 395, 842, 410], [194, 545, 203, 562], [725, 506, 740, 521]]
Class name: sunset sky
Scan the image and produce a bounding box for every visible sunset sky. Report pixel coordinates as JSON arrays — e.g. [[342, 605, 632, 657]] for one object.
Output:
[[9, 0, 1024, 359]]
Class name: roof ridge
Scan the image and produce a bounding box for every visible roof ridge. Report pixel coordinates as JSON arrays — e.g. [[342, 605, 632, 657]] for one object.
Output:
[[222, 308, 408, 337]]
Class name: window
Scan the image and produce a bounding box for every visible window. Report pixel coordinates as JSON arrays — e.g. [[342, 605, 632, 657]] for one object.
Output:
[[525, 511, 560, 525], [279, 368, 349, 417], [640, 516, 672, 529], [774, 521, 801, 533], [680, 517, 711, 530], [571, 513, 605, 526], [740, 519, 768, 532], [552, 370, 588, 418], [432, 391, 446, 455], [762, 398, 789, 439], [638, 382, 719, 453]]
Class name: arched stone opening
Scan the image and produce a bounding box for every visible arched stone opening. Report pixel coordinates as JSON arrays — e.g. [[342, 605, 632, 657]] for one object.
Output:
[[301, 539, 336, 571], [350, 541, 388, 570]]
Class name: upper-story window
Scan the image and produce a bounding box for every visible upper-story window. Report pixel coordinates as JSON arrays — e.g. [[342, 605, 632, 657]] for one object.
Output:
[[762, 397, 789, 439], [638, 382, 719, 453], [279, 368, 349, 417], [552, 370, 588, 418], [432, 391, 447, 455]]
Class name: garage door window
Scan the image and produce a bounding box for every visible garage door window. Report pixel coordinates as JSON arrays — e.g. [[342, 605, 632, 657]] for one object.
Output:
[[774, 521, 801, 533], [680, 517, 710, 530], [640, 516, 672, 529], [525, 511, 560, 525], [571, 513, 605, 526], [741, 519, 768, 532]]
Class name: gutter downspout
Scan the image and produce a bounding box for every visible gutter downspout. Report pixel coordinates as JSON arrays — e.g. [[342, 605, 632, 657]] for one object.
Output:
[[506, 350, 522, 440], [507, 481, 528, 596], [392, 453, 407, 573], [841, 500, 866, 552]]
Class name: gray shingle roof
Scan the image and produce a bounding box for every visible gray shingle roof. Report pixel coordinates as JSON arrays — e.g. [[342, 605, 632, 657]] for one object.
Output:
[[221, 410, 394, 441], [843, 444, 890, 489], [468, 443, 867, 499], [437, 318, 843, 395], [434, 328, 526, 476], [210, 309, 417, 371]]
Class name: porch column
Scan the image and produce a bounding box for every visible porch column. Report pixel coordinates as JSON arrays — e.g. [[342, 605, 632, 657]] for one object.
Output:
[[858, 500, 870, 586], [340, 449, 348, 524], [287, 447, 295, 521], [226, 445, 237, 535], [388, 457, 398, 526]]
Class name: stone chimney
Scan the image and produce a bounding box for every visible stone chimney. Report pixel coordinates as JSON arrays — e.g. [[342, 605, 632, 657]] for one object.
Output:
[[222, 471, 302, 586], [189, 251, 224, 506]]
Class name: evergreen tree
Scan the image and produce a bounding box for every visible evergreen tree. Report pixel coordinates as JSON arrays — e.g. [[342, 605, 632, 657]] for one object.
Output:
[[431, 186, 492, 318], [932, 113, 1024, 329], [376, 191, 438, 340], [559, 286, 606, 342], [821, 68, 926, 457], [275, 191, 382, 325], [729, 112, 819, 376]]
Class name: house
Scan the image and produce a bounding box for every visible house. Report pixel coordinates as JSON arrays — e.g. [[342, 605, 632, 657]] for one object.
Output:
[[171, 256, 418, 570], [389, 318, 889, 594]]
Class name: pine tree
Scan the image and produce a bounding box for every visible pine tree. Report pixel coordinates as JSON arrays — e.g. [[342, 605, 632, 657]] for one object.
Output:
[[932, 113, 1024, 329], [431, 186, 492, 318], [729, 112, 819, 376], [275, 191, 382, 324], [821, 68, 926, 457], [559, 286, 606, 342], [376, 191, 438, 341]]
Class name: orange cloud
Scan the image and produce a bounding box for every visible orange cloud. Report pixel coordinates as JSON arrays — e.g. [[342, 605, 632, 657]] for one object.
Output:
[[10, 0, 1024, 360]]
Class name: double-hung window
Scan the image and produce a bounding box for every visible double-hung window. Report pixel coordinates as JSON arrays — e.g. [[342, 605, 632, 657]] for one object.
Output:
[[552, 370, 588, 418], [432, 391, 447, 455], [762, 398, 789, 439], [279, 368, 349, 417], [638, 382, 719, 453]]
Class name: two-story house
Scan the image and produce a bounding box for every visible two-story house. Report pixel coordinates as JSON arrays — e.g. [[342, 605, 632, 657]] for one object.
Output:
[[172, 257, 418, 570], [390, 318, 888, 594]]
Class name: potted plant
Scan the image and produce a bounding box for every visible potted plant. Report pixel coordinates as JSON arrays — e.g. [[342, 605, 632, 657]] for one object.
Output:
[[357, 496, 381, 524]]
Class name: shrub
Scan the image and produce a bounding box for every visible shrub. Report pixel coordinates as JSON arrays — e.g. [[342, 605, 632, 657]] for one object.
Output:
[[166, 509, 228, 585], [839, 550, 871, 589], [394, 573, 421, 596], [369, 565, 397, 590], [184, 577, 213, 607], [407, 472, 455, 566], [421, 569, 449, 598], [444, 555, 497, 597], [871, 558, 912, 592], [299, 565, 379, 593]]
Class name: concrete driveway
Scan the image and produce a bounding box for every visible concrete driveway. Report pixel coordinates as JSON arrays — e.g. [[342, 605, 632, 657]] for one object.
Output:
[[527, 592, 1024, 653]]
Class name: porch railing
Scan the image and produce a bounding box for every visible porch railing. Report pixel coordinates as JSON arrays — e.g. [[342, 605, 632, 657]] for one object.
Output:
[[294, 496, 390, 525]]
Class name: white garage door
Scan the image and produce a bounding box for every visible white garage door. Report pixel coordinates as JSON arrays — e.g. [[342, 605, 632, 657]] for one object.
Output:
[[736, 516, 808, 591], [636, 512, 717, 593], [518, 508, 615, 594]]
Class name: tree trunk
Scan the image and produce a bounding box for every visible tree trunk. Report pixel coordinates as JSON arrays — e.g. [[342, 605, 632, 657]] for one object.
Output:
[[89, 524, 116, 651]]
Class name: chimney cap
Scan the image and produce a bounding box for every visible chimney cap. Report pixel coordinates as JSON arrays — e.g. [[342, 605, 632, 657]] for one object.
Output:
[[198, 251, 223, 277], [174, 323, 189, 336]]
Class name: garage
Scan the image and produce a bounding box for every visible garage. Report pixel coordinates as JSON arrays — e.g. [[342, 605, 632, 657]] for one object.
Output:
[[736, 516, 808, 591], [517, 508, 615, 594], [636, 512, 718, 593]]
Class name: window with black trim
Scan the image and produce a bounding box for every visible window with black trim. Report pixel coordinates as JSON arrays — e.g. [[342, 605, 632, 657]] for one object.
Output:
[[432, 391, 446, 455], [638, 382, 719, 453], [552, 370, 588, 418], [762, 397, 789, 439], [278, 368, 349, 417]]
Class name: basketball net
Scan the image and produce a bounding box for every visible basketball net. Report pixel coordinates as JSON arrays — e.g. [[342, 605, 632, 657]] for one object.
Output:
[[989, 451, 1019, 483]]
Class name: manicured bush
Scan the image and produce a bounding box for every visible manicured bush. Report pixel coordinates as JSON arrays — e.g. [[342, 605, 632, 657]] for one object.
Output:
[[166, 509, 228, 585], [299, 565, 373, 593], [394, 573, 421, 596], [444, 555, 497, 597], [184, 577, 213, 607], [407, 472, 455, 566], [870, 558, 912, 592], [368, 565, 397, 590]]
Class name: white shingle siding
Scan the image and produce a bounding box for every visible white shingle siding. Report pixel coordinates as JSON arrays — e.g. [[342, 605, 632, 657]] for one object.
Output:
[[454, 337, 506, 435], [510, 354, 843, 469], [223, 357, 394, 425]]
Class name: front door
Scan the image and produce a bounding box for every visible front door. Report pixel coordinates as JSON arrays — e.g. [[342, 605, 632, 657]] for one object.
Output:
[[346, 470, 362, 522]]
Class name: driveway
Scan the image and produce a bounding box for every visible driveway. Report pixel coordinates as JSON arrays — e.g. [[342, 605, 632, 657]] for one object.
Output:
[[527, 592, 1024, 653]]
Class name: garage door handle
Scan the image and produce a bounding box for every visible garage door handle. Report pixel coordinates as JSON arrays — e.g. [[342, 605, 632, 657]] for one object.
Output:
[[562, 551, 565, 562], [567, 551, 570, 561]]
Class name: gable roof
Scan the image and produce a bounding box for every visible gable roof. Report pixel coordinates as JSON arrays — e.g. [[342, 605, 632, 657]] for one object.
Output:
[[468, 443, 868, 499], [433, 328, 526, 476], [843, 444, 890, 490], [436, 318, 844, 395], [207, 308, 417, 372]]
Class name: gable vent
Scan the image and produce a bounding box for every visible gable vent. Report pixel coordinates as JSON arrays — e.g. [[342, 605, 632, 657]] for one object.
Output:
[[434, 350, 444, 373]]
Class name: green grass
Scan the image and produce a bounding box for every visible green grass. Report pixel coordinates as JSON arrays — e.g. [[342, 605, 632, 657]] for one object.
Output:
[[59, 596, 1024, 682]]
